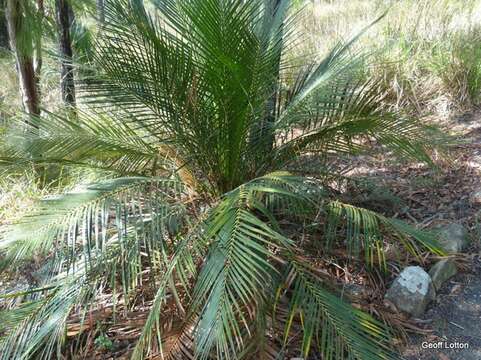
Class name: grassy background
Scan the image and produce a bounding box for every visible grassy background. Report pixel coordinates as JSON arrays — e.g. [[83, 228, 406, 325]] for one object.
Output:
[[291, 0, 481, 117], [2, 0, 481, 121]]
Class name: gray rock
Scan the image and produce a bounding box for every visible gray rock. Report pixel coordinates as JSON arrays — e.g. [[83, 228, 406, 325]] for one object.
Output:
[[385, 266, 435, 317], [471, 189, 481, 204], [436, 223, 469, 254], [429, 259, 457, 291]]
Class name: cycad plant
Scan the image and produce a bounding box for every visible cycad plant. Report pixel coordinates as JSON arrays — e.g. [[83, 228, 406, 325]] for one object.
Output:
[[0, 0, 442, 359]]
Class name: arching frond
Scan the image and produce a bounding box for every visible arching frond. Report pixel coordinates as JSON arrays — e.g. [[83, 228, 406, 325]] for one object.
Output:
[[280, 263, 400, 360], [273, 75, 436, 170], [2, 111, 162, 175], [325, 201, 444, 269], [0, 176, 192, 360], [0, 176, 185, 272]]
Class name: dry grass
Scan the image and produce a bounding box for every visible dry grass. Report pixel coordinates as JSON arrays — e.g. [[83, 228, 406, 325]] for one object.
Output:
[[0, 172, 48, 225], [290, 0, 481, 119], [0, 51, 21, 122]]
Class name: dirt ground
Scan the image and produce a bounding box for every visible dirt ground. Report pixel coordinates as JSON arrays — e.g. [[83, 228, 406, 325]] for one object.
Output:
[[354, 109, 481, 360], [404, 256, 481, 360]]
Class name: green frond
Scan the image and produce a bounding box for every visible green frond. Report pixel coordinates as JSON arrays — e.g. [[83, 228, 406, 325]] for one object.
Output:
[[273, 74, 436, 168], [276, 13, 388, 127], [132, 172, 313, 359], [0, 232, 140, 360], [2, 110, 161, 175], [0, 177, 184, 271], [131, 223, 207, 359], [281, 263, 400, 360], [0, 275, 93, 360], [0, 299, 44, 334], [325, 201, 445, 269], [0, 180, 193, 360], [191, 206, 287, 359]]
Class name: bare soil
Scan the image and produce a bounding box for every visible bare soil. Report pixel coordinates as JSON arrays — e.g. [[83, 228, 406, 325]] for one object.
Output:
[[352, 109, 481, 360]]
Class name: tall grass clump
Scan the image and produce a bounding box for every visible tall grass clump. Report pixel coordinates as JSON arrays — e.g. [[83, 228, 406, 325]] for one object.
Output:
[[0, 172, 47, 225], [0, 51, 21, 123], [296, 0, 481, 118], [429, 28, 481, 109]]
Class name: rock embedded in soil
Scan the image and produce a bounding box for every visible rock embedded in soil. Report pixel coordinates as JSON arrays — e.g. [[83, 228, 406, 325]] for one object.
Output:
[[342, 283, 367, 300], [429, 259, 457, 291], [470, 189, 481, 205], [384, 266, 435, 317], [435, 223, 469, 254]]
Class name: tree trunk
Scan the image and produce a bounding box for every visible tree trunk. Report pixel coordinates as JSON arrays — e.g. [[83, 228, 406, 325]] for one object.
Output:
[[6, 0, 40, 117], [0, 0, 9, 49], [55, 0, 75, 106], [33, 0, 44, 103]]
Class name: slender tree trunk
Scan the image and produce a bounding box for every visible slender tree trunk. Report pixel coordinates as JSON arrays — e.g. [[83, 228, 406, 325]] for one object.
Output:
[[0, 0, 9, 49], [34, 0, 43, 99], [55, 0, 75, 106], [6, 0, 40, 117]]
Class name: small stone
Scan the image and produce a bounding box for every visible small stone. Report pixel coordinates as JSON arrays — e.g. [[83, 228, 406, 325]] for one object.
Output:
[[385, 266, 435, 317], [429, 259, 457, 291], [435, 223, 469, 254], [471, 189, 481, 204], [343, 283, 367, 300]]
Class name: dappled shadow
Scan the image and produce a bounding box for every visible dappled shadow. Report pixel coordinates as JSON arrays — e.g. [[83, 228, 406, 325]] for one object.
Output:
[[336, 110, 481, 231], [334, 110, 481, 360]]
